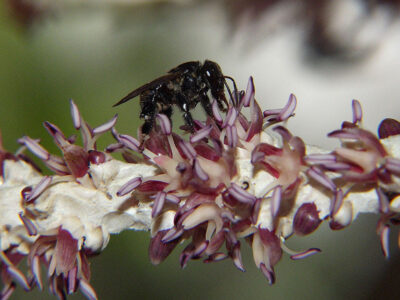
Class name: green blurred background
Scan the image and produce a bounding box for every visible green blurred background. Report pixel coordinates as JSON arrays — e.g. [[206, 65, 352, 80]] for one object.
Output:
[[1, 1, 400, 299]]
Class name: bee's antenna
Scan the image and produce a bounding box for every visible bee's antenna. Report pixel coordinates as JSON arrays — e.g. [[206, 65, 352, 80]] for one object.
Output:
[[224, 76, 239, 107]]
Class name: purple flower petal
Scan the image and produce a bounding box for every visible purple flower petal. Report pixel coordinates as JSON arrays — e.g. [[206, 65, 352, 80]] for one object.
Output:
[[352, 99, 362, 124], [222, 106, 237, 128], [7, 265, 30, 291], [118, 134, 140, 152], [22, 137, 49, 160], [190, 125, 213, 143], [79, 279, 98, 300], [290, 248, 321, 260], [19, 213, 37, 236], [212, 99, 223, 122], [306, 166, 336, 191], [330, 189, 344, 217], [157, 113, 172, 135], [70, 99, 81, 129], [270, 185, 282, 218], [116, 177, 142, 196], [242, 76, 255, 107], [152, 191, 166, 218], [193, 158, 209, 181], [385, 157, 400, 175], [260, 263, 275, 285], [93, 114, 118, 135], [278, 93, 297, 121], [26, 176, 52, 203], [162, 227, 184, 243], [226, 125, 238, 148], [32, 255, 42, 290], [165, 193, 180, 204], [228, 183, 256, 204]]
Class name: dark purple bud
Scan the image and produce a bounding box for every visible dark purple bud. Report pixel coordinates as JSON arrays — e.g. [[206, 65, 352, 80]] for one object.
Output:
[[378, 118, 400, 139], [88, 150, 107, 165], [149, 230, 180, 265], [293, 203, 322, 236]]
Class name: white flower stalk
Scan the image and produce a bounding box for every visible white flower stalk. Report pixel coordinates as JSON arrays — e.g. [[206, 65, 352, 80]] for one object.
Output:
[[1, 79, 400, 300]]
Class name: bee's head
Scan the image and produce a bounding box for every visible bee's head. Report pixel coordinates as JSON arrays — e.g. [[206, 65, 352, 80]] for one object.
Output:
[[202, 60, 228, 110]]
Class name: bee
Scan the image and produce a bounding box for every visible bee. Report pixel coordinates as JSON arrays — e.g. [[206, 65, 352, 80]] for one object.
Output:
[[113, 60, 237, 135]]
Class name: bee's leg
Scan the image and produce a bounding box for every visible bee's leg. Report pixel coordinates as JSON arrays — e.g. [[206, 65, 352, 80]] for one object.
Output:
[[140, 93, 157, 135], [177, 93, 195, 132]]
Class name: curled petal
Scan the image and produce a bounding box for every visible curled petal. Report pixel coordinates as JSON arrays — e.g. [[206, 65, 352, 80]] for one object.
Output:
[[7, 265, 30, 291], [226, 125, 238, 148], [92, 114, 118, 135], [79, 279, 98, 300], [380, 225, 390, 258], [278, 93, 297, 121], [26, 176, 52, 203], [290, 248, 321, 260]]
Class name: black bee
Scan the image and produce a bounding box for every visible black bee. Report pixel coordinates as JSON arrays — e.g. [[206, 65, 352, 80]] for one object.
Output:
[[113, 60, 237, 135]]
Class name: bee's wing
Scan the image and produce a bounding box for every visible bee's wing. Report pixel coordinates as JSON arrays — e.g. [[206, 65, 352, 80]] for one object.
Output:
[[113, 73, 179, 107]]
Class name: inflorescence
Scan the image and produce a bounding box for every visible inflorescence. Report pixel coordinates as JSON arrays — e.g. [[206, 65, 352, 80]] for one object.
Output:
[[1, 77, 400, 299]]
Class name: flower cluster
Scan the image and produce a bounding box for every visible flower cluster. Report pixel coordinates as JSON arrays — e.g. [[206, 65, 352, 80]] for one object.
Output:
[[1, 79, 400, 299]]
